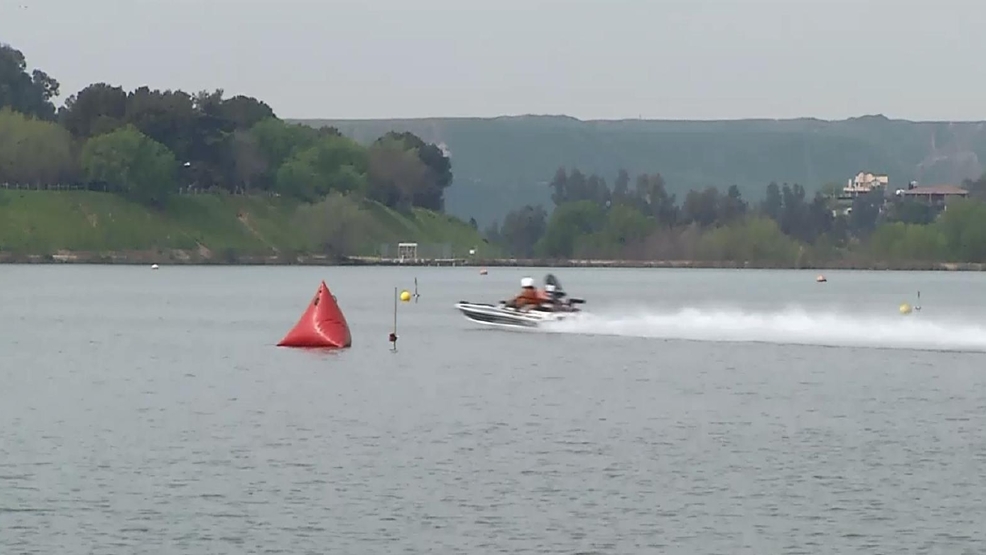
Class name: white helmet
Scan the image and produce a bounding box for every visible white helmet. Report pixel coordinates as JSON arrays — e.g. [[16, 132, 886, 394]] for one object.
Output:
[[520, 277, 535, 288]]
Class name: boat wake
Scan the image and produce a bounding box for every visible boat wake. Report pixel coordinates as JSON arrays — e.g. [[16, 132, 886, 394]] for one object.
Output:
[[540, 306, 986, 352]]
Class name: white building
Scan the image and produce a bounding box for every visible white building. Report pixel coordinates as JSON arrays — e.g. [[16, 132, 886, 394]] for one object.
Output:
[[843, 172, 889, 196]]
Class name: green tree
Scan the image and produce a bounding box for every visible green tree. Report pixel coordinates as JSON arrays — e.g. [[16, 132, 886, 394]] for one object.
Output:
[[0, 44, 60, 120], [935, 199, 986, 261], [759, 182, 834, 244], [886, 198, 935, 225], [124, 87, 198, 162], [597, 203, 655, 255], [275, 135, 368, 201], [364, 139, 432, 209], [698, 216, 800, 264], [761, 182, 782, 221], [374, 131, 452, 211], [634, 173, 677, 227], [499, 204, 547, 257], [800, 192, 834, 244], [229, 130, 269, 192], [275, 157, 320, 201], [249, 118, 324, 188], [548, 167, 570, 206], [219, 95, 276, 130], [718, 184, 748, 224], [868, 222, 948, 262], [250, 118, 314, 165], [294, 192, 377, 257], [58, 83, 128, 137], [537, 200, 607, 258], [777, 183, 810, 240], [551, 168, 610, 206], [81, 125, 178, 206], [612, 169, 631, 205], [0, 108, 77, 185], [681, 186, 721, 227], [122, 87, 250, 192], [848, 191, 882, 238], [188, 89, 238, 190]]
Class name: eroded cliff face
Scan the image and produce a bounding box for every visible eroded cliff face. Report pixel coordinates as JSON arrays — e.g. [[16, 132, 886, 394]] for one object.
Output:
[[914, 121, 986, 185]]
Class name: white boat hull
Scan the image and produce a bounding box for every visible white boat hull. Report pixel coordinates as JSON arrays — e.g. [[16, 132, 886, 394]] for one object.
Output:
[[454, 301, 579, 329]]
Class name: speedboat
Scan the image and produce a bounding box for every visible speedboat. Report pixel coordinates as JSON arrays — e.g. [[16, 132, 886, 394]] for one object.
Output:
[[455, 273, 585, 329], [454, 301, 582, 328]]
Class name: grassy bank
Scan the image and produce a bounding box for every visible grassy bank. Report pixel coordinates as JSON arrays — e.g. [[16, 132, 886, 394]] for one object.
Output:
[[0, 190, 491, 262], [4, 190, 984, 270]]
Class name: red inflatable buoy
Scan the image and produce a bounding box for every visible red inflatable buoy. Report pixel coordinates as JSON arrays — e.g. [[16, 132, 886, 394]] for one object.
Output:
[[277, 281, 352, 348]]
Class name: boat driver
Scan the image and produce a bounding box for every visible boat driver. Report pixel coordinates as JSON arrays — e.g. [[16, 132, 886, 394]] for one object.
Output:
[[506, 277, 542, 310]]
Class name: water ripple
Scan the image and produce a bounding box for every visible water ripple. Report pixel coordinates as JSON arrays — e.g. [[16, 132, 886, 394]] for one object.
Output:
[[3, 268, 986, 553]]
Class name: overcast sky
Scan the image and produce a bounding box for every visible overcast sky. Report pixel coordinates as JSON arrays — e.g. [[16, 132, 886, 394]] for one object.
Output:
[[1, 0, 980, 121]]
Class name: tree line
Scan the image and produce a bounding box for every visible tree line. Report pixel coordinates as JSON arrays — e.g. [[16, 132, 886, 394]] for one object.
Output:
[[0, 43, 452, 210], [486, 167, 986, 264]]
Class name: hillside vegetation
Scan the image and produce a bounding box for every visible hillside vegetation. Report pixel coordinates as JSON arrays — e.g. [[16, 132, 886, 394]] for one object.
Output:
[[301, 115, 986, 226], [0, 42, 485, 261], [483, 165, 986, 267], [0, 190, 488, 261]]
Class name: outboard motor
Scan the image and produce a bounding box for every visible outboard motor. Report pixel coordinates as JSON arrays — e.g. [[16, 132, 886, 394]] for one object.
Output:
[[544, 274, 566, 300]]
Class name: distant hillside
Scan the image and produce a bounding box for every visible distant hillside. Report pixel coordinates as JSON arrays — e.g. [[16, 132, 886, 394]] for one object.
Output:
[[0, 190, 489, 261], [294, 115, 986, 226]]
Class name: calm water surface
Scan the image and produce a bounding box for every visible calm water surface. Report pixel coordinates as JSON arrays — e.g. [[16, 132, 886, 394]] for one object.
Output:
[[2, 266, 985, 554]]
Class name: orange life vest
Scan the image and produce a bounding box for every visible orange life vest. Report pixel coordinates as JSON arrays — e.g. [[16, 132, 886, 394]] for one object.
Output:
[[513, 288, 540, 307]]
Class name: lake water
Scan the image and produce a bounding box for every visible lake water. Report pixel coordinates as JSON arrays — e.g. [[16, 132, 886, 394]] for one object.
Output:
[[2, 265, 985, 554]]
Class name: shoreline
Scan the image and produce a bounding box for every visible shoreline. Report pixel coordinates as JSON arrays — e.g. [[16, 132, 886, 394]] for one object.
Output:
[[1, 250, 984, 271]]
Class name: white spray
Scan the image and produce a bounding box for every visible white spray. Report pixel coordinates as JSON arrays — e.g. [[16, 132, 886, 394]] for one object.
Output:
[[541, 305, 986, 352]]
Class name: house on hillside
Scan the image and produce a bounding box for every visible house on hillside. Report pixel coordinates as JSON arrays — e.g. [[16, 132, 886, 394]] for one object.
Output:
[[896, 184, 969, 207], [842, 172, 889, 198], [831, 171, 890, 216]]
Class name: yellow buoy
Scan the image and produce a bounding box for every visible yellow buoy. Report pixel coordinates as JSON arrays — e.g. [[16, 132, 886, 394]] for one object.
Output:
[[899, 303, 912, 315], [400, 290, 411, 302]]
